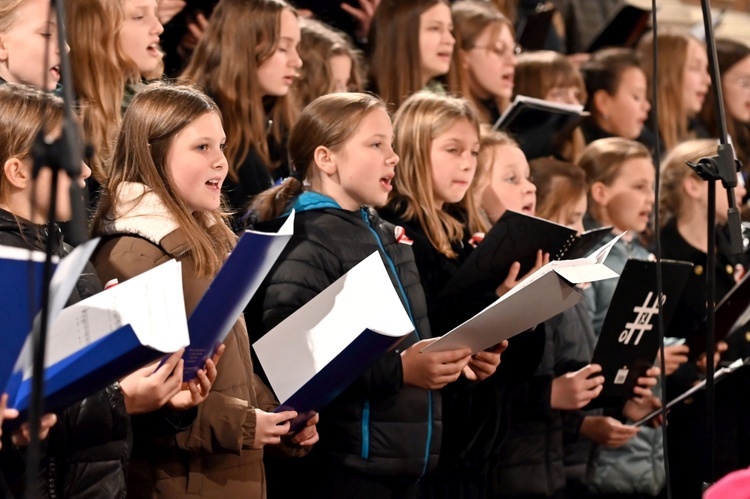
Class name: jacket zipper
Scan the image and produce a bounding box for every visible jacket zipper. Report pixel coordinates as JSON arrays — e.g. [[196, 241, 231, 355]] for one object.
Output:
[[359, 208, 433, 476]]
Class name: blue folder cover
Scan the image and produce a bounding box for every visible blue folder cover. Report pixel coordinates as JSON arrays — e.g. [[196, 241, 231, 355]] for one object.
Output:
[[0, 252, 46, 396], [10, 324, 166, 413], [184, 214, 293, 380], [276, 328, 404, 431]]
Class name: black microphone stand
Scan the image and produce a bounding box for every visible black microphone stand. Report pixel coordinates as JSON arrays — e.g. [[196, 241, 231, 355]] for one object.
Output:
[[684, 0, 744, 490], [24, 0, 87, 495]]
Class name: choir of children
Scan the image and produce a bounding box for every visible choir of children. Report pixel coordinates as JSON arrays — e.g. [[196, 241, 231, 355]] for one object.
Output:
[[1, 0, 749, 497]]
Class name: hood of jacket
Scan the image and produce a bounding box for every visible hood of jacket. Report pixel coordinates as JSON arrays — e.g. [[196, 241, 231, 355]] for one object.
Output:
[[98, 182, 180, 246], [0, 207, 64, 255]]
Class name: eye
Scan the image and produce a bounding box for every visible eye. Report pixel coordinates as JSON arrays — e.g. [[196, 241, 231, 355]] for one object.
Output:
[[197, 144, 208, 151], [219, 143, 227, 151], [471, 150, 479, 158], [371, 142, 382, 149]]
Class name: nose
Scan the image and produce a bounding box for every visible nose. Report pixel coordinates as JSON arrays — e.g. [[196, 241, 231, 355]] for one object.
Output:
[[524, 177, 536, 194], [387, 149, 399, 167], [444, 29, 455, 46], [152, 15, 164, 36], [79, 160, 92, 186], [214, 153, 228, 170], [57, 37, 70, 55], [291, 47, 303, 69], [461, 152, 476, 171], [644, 98, 651, 113]]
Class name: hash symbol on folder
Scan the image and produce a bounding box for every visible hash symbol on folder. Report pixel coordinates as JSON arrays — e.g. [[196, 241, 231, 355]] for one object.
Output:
[[618, 292, 666, 346]]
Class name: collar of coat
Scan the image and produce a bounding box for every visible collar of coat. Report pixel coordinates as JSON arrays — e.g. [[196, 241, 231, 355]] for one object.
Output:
[[99, 182, 180, 246], [288, 191, 343, 214]]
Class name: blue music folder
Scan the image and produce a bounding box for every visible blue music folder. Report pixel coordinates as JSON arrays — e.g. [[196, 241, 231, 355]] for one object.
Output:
[[253, 252, 414, 431], [183, 211, 295, 380]]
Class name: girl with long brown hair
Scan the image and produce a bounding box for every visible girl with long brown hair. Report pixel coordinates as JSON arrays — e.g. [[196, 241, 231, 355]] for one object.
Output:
[[699, 39, 750, 171], [638, 31, 712, 154], [293, 18, 365, 108], [368, 0, 461, 111], [91, 83, 317, 498], [452, 0, 518, 124], [181, 0, 302, 217], [0, 83, 219, 497]]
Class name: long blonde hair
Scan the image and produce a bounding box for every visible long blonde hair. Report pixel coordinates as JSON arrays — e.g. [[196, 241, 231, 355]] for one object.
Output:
[[181, 0, 299, 182], [0, 0, 29, 32], [389, 92, 487, 258], [659, 139, 717, 224], [91, 84, 235, 277], [639, 32, 702, 152], [251, 93, 386, 222], [65, 0, 140, 183]]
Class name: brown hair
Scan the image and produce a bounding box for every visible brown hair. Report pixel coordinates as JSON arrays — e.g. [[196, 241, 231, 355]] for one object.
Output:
[[389, 92, 487, 258], [251, 92, 387, 221], [699, 39, 750, 168], [529, 157, 587, 222], [581, 48, 644, 115], [577, 137, 651, 219], [638, 31, 702, 151], [65, 0, 139, 183], [293, 18, 366, 107], [487, 0, 516, 23], [514, 50, 584, 102], [452, 0, 513, 122], [0, 84, 64, 202], [91, 84, 235, 277], [659, 139, 716, 224], [181, 0, 299, 182], [514, 50, 587, 160], [369, 0, 461, 111]]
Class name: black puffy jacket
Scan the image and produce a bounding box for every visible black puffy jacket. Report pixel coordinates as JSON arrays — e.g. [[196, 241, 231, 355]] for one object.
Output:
[[0, 208, 130, 498], [246, 193, 441, 481]]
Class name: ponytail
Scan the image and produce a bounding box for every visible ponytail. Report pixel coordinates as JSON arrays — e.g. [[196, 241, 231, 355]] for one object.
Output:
[[249, 176, 305, 222]]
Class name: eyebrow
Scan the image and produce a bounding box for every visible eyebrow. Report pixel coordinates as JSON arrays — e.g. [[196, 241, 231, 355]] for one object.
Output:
[[194, 136, 226, 142]]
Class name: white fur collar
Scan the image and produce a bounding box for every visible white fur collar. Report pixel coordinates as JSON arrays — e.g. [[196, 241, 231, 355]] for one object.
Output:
[[99, 182, 179, 245]]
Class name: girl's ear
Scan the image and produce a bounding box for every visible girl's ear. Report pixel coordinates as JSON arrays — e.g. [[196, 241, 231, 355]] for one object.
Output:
[[590, 180, 609, 206], [314, 145, 337, 176], [3, 157, 30, 189], [593, 90, 612, 119], [0, 34, 8, 63], [682, 175, 703, 200], [458, 49, 469, 70]]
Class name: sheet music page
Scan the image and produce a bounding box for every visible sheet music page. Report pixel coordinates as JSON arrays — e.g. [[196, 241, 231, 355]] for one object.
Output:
[[16, 259, 187, 380], [253, 252, 414, 403]]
